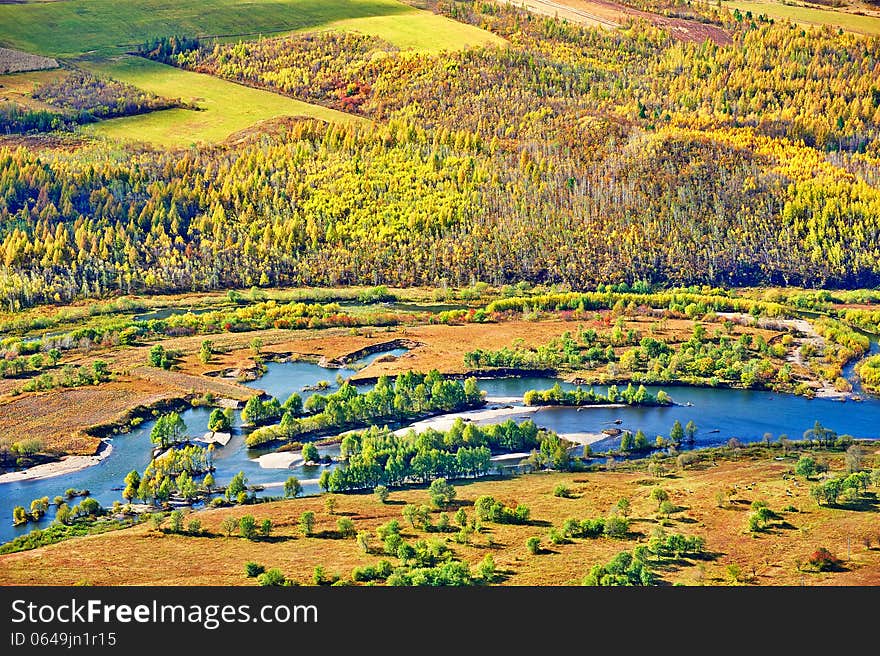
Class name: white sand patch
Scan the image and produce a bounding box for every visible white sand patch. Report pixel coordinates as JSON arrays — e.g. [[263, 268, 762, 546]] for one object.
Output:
[[196, 431, 232, 446], [490, 452, 531, 462], [484, 396, 524, 404], [255, 452, 304, 469], [395, 405, 540, 435], [0, 442, 112, 484], [558, 431, 609, 445]]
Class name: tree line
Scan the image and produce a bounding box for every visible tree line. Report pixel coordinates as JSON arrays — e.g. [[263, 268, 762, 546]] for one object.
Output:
[[245, 371, 483, 447]]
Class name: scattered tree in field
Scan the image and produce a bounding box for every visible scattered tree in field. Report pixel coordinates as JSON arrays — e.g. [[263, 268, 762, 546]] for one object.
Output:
[[356, 530, 371, 554], [325, 495, 338, 515], [428, 477, 456, 508], [299, 511, 315, 537], [221, 517, 238, 537], [527, 536, 541, 555], [373, 485, 389, 503], [604, 514, 630, 538], [616, 498, 631, 517], [796, 455, 819, 478], [148, 344, 170, 369], [337, 517, 355, 538], [650, 487, 669, 508], [478, 554, 496, 582], [245, 562, 265, 578], [169, 509, 184, 533], [258, 568, 286, 586], [260, 518, 272, 537], [554, 484, 571, 498], [239, 515, 256, 540], [845, 445, 863, 474], [808, 547, 841, 572], [284, 476, 302, 499], [199, 339, 214, 364], [582, 550, 654, 586], [150, 513, 165, 531]]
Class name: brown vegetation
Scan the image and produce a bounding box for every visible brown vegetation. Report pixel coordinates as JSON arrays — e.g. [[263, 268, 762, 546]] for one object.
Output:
[[0, 448, 877, 585], [0, 311, 805, 458]]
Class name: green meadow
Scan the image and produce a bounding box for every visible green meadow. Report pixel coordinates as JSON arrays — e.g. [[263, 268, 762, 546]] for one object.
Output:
[[0, 0, 503, 58], [314, 11, 506, 53], [721, 0, 880, 36], [82, 56, 367, 147], [0, 0, 503, 145]]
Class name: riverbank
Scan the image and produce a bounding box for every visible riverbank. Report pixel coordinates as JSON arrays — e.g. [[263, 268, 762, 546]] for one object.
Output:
[[4, 446, 878, 586], [0, 440, 112, 485]]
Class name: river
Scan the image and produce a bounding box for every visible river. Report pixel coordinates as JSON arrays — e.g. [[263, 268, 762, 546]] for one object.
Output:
[[0, 349, 403, 545], [2, 347, 880, 545]]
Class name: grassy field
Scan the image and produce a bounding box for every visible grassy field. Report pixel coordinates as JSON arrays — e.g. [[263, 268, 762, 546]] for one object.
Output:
[[0, 68, 67, 112], [0, 0, 409, 58], [0, 0, 502, 145], [314, 11, 507, 53], [722, 0, 880, 35], [81, 56, 366, 146], [1, 448, 877, 585], [0, 0, 503, 58]]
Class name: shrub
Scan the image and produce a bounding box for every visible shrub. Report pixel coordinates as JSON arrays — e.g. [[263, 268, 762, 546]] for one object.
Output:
[[257, 568, 287, 586], [337, 517, 356, 538], [553, 484, 571, 498], [527, 536, 541, 555], [239, 515, 256, 539], [547, 528, 566, 545], [808, 547, 841, 572], [168, 509, 184, 533], [245, 561, 265, 578], [373, 485, 389, 503]]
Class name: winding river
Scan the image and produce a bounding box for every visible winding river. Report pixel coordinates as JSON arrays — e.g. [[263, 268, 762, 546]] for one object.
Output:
[[3, 346, 880, 545]]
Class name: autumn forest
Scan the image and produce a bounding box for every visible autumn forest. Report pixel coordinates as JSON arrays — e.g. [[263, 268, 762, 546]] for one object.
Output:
[[1, 0, 879, 312]]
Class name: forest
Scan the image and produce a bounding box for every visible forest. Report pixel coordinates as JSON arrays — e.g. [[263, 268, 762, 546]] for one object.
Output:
[[0, 1, 879, 309], [0, 69, 181, 134]]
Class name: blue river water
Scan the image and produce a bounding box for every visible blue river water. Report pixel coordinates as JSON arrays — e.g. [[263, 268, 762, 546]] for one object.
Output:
[[2, 349, 879, 544]]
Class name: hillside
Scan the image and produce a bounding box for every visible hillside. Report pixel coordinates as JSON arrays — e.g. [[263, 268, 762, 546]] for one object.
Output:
[[1, 446, 877, 585]]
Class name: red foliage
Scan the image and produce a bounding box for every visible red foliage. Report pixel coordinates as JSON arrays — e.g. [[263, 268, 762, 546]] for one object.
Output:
[[808, 547, 841, 572]]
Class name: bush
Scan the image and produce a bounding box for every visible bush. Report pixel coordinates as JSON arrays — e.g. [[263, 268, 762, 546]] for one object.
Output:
[[168, 509, 184, 533], [553, 484, 571, 498], [337, 517, 356, 538], [374, 485, 389, 503], [257, 568, 286, 586], [527, 536, 541, 555], [187, 519, 202, 535], [547, 528, 566, 545], [239, 515, 256, 540], [808, 547, 841, 572], [245, 561, 265, 578]]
